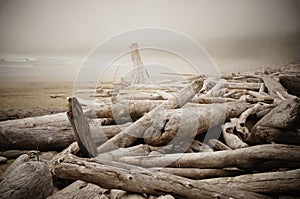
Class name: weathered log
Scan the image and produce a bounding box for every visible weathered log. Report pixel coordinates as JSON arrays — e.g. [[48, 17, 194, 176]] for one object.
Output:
[[204, 79, 262, 91], [247, 90, 270, 98], [262, 75, 297, 99], [119, 144, 300, 170], [47, 180, 107, 199], [0, 156, 7, 164], [67, 97, 97, 157], [0, 150, 31, 159], [92, 122, 131, 146], [108, 189, 147, 199], [246, 126, 300, 145], [95, 144, 154, 161], [0, 113, 128, 151], [51, 153, 269, 199], [191, 96, 237, 103], [188, 140, 213, 152], [280, 76, 300, 97], [208, 139, 232, 151], [0, 154, 29, 181], [151, 168, 244, 180], [0, 161, 53, 199], [117, 92, 164, 100], [201, 169, 300, 194], [144, 102, 250, 146], [0, 113, 74, 151], [246, 98, 300, 143], [222, 123, 248, 149], [97, 79, 203, 153], [84, 100, 162, 119]]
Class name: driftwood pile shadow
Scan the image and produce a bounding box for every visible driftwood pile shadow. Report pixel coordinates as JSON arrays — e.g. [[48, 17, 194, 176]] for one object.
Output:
[[0, 63, 300, 198]]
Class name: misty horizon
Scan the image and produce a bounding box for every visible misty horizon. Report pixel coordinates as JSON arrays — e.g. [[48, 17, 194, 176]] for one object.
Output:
[[0, 0, 300, 82]]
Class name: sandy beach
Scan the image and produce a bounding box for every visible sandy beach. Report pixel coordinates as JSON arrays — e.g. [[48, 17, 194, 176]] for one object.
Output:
[[0, 81, 74, 120]]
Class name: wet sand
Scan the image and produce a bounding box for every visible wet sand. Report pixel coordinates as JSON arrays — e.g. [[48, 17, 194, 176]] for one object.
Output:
[[0, 81, 74, 120]]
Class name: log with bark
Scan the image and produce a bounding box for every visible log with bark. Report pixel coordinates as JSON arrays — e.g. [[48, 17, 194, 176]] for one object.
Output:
[[119, 144, 300, 170], [51, 153, 269, 199], [0, 161, 53, 199]]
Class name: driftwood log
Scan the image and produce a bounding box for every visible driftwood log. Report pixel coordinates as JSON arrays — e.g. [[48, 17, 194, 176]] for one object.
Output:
[[0, 154, 30, 181], [119, 144, 300, 170], [262, 75, 297, 99], [246, 98, 300, 144], [201, 169, 300, 194], [84, 100, 163, 119], [0, 161, 53, 199], [144, 102, 250, 146], [51, 153, 269, 199], [97, 79, 203, 153], [95, 144, 156, 161], [279, 75, 300, 97], [0, 150, 31, 159], [0, 112, 129, 151], [207, 139, 232, 151], [48, 180, 107, 199], [150, 167, 243, 180], [67, 97, 97, 157]]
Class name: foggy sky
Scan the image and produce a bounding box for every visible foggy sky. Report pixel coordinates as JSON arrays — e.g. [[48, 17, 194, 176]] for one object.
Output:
[[0, 0, 299, 56]]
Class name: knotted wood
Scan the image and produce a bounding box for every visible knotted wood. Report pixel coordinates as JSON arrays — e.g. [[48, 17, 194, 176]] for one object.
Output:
[[97, 79, 203, 153], [51, 153, 269, 199]]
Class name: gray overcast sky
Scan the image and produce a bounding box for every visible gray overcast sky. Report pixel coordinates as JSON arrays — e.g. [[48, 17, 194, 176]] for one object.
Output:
[[0, 0, 299, 56]]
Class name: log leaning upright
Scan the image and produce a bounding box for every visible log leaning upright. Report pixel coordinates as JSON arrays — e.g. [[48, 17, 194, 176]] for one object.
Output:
[[67, 97, 97, 157]]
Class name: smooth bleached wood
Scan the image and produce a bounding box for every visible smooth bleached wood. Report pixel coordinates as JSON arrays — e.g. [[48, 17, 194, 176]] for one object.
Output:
[[51, 153, 269, 199], [201, 169, 300, 194], [0, 161, 53, 199], [97, 79, 203, 153], [119, 144, 300, 170]]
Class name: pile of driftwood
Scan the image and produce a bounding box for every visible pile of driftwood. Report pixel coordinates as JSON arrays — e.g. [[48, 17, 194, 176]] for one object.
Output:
[[0, 65, 300, 198]]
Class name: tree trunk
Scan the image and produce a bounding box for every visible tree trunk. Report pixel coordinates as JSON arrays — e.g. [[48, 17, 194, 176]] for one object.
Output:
[[0, 150, 31, 159], [0, 154, 30, 181], [0, 113, 74, 151], [95, 144, 154, 161], [0, 161, 53, 199], [119, 144, 300, 170], [279, 76, 300, 97], [150, 168, 244, 180], [262, 75, 297, 99], [0, 112, 129, 151], [85, 100, 163, 119], [51, 153, 269, 199], [246, 126, 300, 145], [207, 139, 232, 151], [144, 102, 250, 146], [246, 98, 300, 144], [47, 180, 107, 199], [96, 79, 203, 153], [201, 169, 300, 194]]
